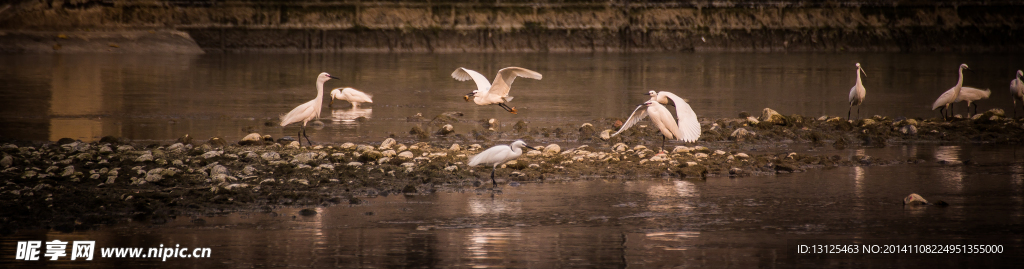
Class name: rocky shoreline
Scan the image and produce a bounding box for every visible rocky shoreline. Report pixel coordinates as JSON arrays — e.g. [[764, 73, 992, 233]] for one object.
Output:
[[2, 108, 1023, 234]]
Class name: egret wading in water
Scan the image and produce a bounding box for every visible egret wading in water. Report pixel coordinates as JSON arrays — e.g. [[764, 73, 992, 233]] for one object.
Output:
[[954, 87, 991, 117], [468, 140, 537, 188], [280, 72, 338, 146], [613, 100, 683, 152], [848, 63, 867, 120], [452, 67, 543, 114], [1011, 70, 1024, 118], [329, 87, 373, 108], [931, 63, 971, 121], [646, 90, 701, 143]]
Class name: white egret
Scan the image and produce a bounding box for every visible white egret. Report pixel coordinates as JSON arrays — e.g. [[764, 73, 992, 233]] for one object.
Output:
[[931, 63, 970, 120], [848, 62, 867, 120], [452, 67, 543, 114], [647, 90, 701, 142], [1011, 70, 1024, 118], [613, 100, 683, 152], [280, 72, 338, 146], [329, 87, 373, 108], [954, 87, 991, 117], [468, 140, 537, 188]]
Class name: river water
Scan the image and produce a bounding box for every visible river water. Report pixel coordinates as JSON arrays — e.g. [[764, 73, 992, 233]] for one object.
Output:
[[1, 52, 1022, 143], [1, 143, 1022, 267]]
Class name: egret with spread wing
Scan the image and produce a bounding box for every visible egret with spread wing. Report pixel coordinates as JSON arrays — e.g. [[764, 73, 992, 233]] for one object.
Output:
[[612, 100, 683, 152], [452, 67, 542, 114], [648, 90, 701, 143]]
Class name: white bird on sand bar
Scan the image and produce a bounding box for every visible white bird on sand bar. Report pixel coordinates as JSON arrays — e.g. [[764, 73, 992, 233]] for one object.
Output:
[[612, 100, 683, 152], [468, 140, 537, 188], [931, 63, 970, 120], [954, 87, 991, 117], [647, 90, 701, 142], [1011, 70, 1024, 118], [280, 72, 338, 146], [848, 62, 867, 120], [329, 87, 373, 108], [452, 67, 543, 114]]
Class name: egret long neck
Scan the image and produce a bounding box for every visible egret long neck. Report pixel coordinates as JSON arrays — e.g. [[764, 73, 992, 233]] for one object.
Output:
[[315, 80, 325, 102], [955, 67, 965, 91], [855, 69, 863, 86]]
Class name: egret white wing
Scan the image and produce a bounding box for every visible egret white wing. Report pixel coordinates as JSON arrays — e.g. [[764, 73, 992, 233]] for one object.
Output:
[[1012, 78, 1024, 97], [647, 103, 684, 141], [658, 92, 701, 142], [469, 145, 513, 166], [488, 67, 543, 98], [612, 105, 649, 137], [932, 88, 957, 110], [452, 67, 493, 94]]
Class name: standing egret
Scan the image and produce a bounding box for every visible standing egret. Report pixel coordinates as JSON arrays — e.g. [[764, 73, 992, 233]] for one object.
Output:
[[848, 63, 867, 120], [452, 67, 542, 114], [931, 63, 970, 120], [329, 87, 373, 108], [954, 87, 991, 117], [647, 90, 701, 142], [280, 72, 338, 146], [612, 100, 683, 152], [468, 140, 537, 188], [1011, 70, 1024, 118]]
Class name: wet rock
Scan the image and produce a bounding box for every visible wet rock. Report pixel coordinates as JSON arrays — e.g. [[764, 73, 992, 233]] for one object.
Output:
[[730, 128, 755, 140], [734, 153, 750, 159], [167, 143, 186, 153], [286, 141, 300, 149], [543, 144, 561, 156], [409, 126, 429, 139], [713, 150, 727, 155], [261, 151, 281, 161], [208, 137, 227, 148], [356, 145, 374, 153], [117, 145, 134, 152], [299, 209, 317, 216], [599, 129, 612, 140], [676, 164, 708, 178], [759, 108, 785, 125], [729, 167, 749, 176], [239, 133, 263, 146], [242, 165, 257, 176], [292, 152, 318, 164], [201, 151, 222, 159], [633, 145, 648, 151], [774, 162, 799, 172], [347, 162, 363, 167], [444, 165, 458, 172], [579, 123, 596, 138], [903, 193, 928, 205], [1, 155, 12, 167], [339, 142, 356, 151], [61, 166, 75, 177], [379, 138, 396, 150], [694, 153, 709, 158], [436, 124, 455, 136], [900, 125, 918, 135], [359, 151, 384, 163], [672, 146, 691, 153], [382, 150, 397, 158], [513, 120, 528, 132], [135, 151, 154, 162], [145, 168, 165, 182], [613, 143, 628, 152], [858, 118, 877, 127], [745, 116, 760, 125], [449, 144, 461, 151], [397, 151, 414, 160]]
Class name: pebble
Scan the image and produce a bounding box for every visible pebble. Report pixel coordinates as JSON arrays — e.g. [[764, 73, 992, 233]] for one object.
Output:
[[261, 152, 281, 161], [201, 151, 222, 159], [380, 138, 396, 150]]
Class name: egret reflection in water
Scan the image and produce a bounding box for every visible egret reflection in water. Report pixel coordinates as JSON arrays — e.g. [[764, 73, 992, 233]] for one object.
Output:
[[331, 107, 372, 123]]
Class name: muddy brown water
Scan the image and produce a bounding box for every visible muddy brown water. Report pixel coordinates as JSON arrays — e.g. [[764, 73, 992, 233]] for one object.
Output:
[[2, 52, 1023, 143], [1, 144, 1023, 267]]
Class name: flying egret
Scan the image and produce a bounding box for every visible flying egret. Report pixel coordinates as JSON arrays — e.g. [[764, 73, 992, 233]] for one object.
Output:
[[931, 63, 970, 120], [612, 100, 683, 152], [452, 67, 543, 114], [1011, 70, 1024, 118], [647, 90, 701, 142], [468, 140, 537, 188], [329, 87, 373, 108], [848, 63, 867, 120], [280, 72, 338, 146], [954, 87, 991, 117]]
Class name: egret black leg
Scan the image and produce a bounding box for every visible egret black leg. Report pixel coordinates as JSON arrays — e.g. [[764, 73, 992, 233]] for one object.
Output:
[[848, 107, 852, 120], [857, 106, 861, 120], [661, 135, 667, 153], [490, 166, 497, 187], [297, 130, 303, 146], [302, 127, 313, 146]]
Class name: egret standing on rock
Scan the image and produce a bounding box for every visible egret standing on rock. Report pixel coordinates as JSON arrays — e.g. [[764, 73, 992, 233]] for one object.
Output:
[[452, 67, 542, 114], [613, 100, 683, 152], [329, 87, 373, 108], [468, 140, 537, 188], [1011, 70, 1024, 118], [280, 72, 338, 146], [848, 63, 867, 120], [955, 87, 991, 118], [931, 63, 970, 121], [647, 90, 701, 142]]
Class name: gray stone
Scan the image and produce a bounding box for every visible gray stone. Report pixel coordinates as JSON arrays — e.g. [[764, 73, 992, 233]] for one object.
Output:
[[200, 151, 222, 159], [379, 138, 396, 150], [543, 144, 561, 156], [1, 155, 12, 167], [135, 152, 154, 162], [261, 151, 281, 161], [397, 151, 414, 160], [292, 152, 318, 163], [900, 125, 917, 135], [242, 165, 257, 176], [759, 108, 785, 124], [210, 165, 229, 177]]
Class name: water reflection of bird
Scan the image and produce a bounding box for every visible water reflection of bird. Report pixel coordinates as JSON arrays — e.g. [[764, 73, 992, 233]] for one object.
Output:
[[1011, 70, 1024, 118], [931, 63, 970, 120], [647, 90, 701, 143], [613, 100, 682, 152], [452, 67, 542, 114], [280, 72, 337, 146], [329, 87, 373, 108], [468, 140, 536, 188], [331, 107, 372, 123], [954, 87, 991, 117], [848, 63, 867, 120]]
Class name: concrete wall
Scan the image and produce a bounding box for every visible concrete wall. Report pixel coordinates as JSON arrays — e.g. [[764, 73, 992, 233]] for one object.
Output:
[[2, 0, 1022, 52]]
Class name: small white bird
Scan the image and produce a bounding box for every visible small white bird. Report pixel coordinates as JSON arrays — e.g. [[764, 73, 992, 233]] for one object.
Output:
[[467, 140, 537, 188], [647, 90, 701, 142], [452, 67, 543, 114], [954, 87, 991, 117], [613, 100, 683, 152], [329, 87, 373, 108], [280, 72, 338, 146], [848, 63, 867, 120], [1011, 70, 1024, 118], [931, 63, 970, 120]]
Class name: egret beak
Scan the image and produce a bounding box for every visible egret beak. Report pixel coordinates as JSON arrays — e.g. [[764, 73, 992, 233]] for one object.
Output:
[[328, 75, 340, 80], [464, 92, 474, 102], [525, 145, 537, 151], [860, 68, 867, 77]]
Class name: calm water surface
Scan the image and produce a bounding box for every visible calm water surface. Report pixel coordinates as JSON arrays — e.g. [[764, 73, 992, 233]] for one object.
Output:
[[1, 144, 1023, 268], [1, 52, 1022, 143]]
